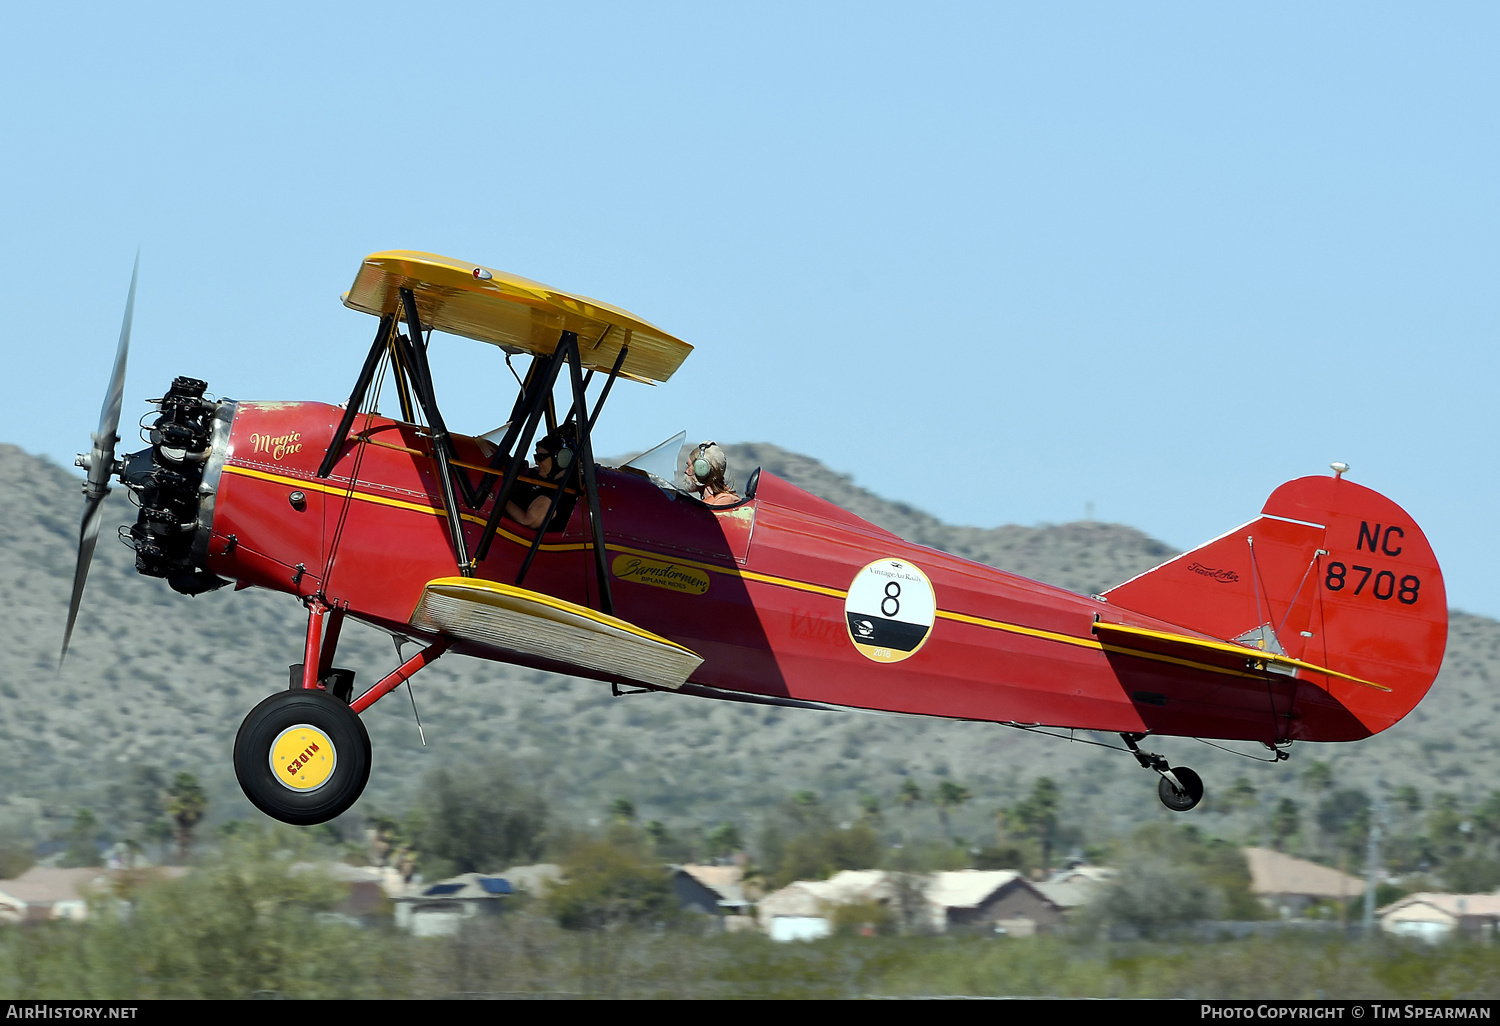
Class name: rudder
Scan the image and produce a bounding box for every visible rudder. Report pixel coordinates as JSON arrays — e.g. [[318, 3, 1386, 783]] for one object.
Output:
[[1102, 475, 1446, 738]]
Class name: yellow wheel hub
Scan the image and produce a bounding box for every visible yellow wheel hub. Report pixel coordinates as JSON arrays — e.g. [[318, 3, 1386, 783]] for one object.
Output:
[[270, 723, 337, 792]]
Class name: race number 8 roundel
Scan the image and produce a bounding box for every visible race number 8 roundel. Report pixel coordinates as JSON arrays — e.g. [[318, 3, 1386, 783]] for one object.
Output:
[[844, 558, 936, 663]]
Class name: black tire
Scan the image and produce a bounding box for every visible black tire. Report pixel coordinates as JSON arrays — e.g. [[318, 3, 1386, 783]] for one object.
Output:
[[1157, 766, 1204, 812], [233, 689, 371, 826]]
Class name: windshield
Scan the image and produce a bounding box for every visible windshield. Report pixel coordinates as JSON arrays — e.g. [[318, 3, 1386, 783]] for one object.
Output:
[[622, 430, 687, 490]]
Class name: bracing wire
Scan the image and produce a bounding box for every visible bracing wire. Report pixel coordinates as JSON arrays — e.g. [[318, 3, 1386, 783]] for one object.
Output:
[[1192, 736, 1290, 764], [321, 348, 390, 593], [997, 723, 1137, 754], [1000, 721, 1290, 764]]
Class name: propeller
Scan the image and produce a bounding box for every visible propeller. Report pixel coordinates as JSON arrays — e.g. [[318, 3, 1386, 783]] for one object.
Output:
[[61, 255, 137, 665]]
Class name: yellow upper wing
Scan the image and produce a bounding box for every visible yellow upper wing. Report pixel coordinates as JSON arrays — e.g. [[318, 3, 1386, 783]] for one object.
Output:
[[343, 251, 692, 384]]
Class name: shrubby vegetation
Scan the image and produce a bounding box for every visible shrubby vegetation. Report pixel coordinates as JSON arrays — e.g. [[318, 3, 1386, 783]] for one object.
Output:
[[1083, 823, 1264, 937], [399, 759, 548, 879], [0, 829, 404, 998], [5, 868, 1500, 999], [548, 828, 678, 931], [7, 755, 1500, 998]]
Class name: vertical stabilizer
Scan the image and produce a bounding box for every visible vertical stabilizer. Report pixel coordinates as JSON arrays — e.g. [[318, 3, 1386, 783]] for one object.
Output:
[[1103, 476, 1446, 736]]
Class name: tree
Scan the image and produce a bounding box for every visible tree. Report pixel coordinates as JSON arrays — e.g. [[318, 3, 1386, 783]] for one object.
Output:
[[1091, 856, 1220, 938], [1442, 856, 1500, 893], [1395, 785, 1424, 816], [1085, 823, 1258, 937], [103, 764, 170, 858], [898, 779, 923, 813], [789, 790, 820, 825], [771, 821, 883, 888], [1270, 797, 1300, 852], [60, 809, 101, 868], [547, 837, 677, 931], [1302, 760, 1334, 795], [609, 798, 637, 824], [166, 773, 207, 864], [84, 826, 379, 998], [933, 781, 972, 841], [704, 821, 743, 859], [1222, 777, 1257, 813], [1316, 789, 1370, 860], [0, 833, 34, 879], [644, 819, 671, 850], [1009, 777, 1061, 870], [1426, 794, 1469, 863], [1472, 791, 1500, 843], [543, 833, 681, 999], [887, 872, 935, 935], [410, 760, 547, 875], [972, 842, 1025, 871]]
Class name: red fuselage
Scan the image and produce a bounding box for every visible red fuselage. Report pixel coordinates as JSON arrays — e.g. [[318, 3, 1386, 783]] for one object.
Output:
[[207, 401, 1395, 744]]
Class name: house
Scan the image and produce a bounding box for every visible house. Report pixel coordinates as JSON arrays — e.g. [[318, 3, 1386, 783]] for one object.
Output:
[[1242, 847, 1364, 918], [1378, 893, 1500, 943], [1035, 864, 1116, 913], [757, 869, 1064, 940], [290, 861, 401, 924], [497, 863, 563, 897], [672, 864, 757, 929], [926, 870, 1064, 936], [0, 867, 105, 923], [0, 865, 189, 924], [757, 870, 892, 941], [392, 872, 515, 937]]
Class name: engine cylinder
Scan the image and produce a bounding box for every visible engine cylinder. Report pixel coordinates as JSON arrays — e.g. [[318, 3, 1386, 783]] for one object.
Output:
[[124, 376, 236, 594]]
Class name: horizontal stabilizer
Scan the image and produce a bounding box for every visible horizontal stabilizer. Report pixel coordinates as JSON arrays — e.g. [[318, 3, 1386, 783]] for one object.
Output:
[[411, 577, 703, 690], [1092, 621, 1388, 692]]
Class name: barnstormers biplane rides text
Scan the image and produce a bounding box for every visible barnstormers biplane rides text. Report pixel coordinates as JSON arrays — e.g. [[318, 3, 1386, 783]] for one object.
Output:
[[64, 252, 1447, 824]]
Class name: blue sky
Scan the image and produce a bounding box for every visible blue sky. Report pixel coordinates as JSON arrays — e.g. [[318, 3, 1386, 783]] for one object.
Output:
[[4, 4, 1496, 614]]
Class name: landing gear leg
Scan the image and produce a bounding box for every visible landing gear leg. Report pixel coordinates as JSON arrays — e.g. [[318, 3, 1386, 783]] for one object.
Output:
[[1120, 733, 1204, 812], [291, 600, 356, 699], [232, 599, 371, 825]]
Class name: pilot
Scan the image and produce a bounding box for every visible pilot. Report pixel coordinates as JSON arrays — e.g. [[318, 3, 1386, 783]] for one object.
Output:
[[505, 431, 579, 531], [685, 441, 739, 506]]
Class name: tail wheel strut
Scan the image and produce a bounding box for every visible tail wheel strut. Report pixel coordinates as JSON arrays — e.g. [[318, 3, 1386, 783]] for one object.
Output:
[[1121, 733, 1205, 812]]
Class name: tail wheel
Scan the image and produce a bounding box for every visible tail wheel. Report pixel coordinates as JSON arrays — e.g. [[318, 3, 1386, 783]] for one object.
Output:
[[234, 689, 371, 825], [1157, 766, 1204, 812]]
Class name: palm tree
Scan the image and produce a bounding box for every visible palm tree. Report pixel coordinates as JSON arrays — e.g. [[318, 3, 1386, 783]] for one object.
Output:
[[1011, 777, 1060, 871], [934, 781, 972, 841], [1271, 797, 1300, 852], [166, 773, 207, 864], [898, 779, 922, 812], [897, 779, 923, 841]]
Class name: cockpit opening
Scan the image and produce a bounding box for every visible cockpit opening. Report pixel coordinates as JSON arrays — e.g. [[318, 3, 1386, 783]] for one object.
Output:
[[622, 431, 756, 507]]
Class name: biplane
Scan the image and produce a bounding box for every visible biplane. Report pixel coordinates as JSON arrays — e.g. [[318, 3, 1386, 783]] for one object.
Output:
[[64, 252, 1448, 825]]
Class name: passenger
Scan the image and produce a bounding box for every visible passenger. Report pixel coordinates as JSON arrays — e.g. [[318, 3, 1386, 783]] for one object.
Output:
[[685, 441, 740, 506], [505, 431, 579, 531]]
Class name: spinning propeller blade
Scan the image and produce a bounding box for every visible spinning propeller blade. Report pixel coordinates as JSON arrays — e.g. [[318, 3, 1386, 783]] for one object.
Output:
[[61, 255, 137, 665]]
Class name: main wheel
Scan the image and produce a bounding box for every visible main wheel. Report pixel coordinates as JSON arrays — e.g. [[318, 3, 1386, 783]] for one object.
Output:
[[1157, 766, 1204, 812], [234, 689, 372, 825]]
